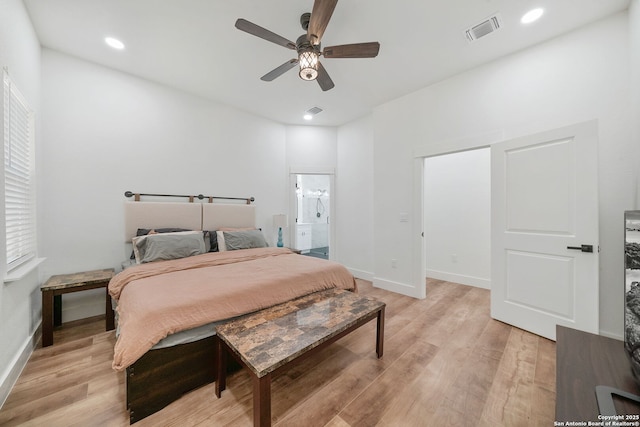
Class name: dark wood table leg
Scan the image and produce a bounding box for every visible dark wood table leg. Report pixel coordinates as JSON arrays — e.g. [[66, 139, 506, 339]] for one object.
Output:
[[42, 290, 54, 347], [53, 295, 62, 326], [253, 373, 271, 427], [215, 337, 227, 398], [376, 306, 385, 358], [105, 286, 115, 331]]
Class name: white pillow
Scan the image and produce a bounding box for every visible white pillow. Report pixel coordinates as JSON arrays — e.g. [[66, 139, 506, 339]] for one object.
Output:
[[216, 231, 227, 252]]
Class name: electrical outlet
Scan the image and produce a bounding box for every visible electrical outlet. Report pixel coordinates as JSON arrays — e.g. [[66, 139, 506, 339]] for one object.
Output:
[[391, 259, 397, 268]]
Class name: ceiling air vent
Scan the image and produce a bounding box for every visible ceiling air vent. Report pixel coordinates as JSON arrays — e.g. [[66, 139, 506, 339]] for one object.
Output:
[[305, 106, 323, 115], [465, 14, 501, 43]]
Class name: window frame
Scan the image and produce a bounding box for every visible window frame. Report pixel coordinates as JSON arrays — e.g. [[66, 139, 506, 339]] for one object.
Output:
[[3, 69, 36, 273]]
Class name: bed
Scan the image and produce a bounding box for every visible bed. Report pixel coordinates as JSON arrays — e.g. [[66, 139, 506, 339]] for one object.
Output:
[[112, 200, 356, 423]]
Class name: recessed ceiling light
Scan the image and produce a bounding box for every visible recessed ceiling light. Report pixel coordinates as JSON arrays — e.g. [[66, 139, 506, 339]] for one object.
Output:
[[521, 8, 544, 24], [105, 37, 125, 50], [303, 114, 313, 120]]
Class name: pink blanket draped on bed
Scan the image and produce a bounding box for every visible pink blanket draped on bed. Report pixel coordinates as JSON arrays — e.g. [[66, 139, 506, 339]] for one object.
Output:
[[109, 247, 356, 371]]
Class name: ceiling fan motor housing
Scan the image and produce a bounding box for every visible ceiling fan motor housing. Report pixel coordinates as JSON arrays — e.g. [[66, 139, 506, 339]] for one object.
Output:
[[300, 12, 311, 30], [296, 34, 320, 54]]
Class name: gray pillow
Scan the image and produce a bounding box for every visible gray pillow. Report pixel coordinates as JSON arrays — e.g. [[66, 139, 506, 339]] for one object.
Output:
[[222, 229, 268, 251], [132, 231, 207, 263]]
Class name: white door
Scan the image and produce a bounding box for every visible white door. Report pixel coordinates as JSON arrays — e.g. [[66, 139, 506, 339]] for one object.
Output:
[[491, 120, 599, 340]]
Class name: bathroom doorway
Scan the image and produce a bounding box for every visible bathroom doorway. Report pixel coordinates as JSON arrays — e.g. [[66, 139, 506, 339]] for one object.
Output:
[[292, 174, 332, 259]]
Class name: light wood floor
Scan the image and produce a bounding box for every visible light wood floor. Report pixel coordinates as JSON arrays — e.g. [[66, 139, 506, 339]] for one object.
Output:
[[0, 279, 556, 426]]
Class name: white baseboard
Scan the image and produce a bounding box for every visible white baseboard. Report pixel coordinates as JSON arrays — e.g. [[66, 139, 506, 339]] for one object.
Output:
[[0, 323, 40, 409], [347, 268, 373, 282], [372, 277, 424, 299], [426, 269, 491, 290]]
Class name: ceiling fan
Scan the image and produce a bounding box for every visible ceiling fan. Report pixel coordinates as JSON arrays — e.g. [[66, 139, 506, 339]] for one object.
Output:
[[235, 0, 380, 91]]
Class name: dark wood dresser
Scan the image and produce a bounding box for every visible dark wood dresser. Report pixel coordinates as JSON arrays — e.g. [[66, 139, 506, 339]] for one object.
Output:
[[556, 325, 640, 421]]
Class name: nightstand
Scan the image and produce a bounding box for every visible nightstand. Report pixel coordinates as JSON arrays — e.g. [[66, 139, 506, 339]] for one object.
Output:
[[41, 268, 115, 347]]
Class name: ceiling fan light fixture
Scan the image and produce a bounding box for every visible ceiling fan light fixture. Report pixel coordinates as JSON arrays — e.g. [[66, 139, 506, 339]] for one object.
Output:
[[298, 50, 319, 81]]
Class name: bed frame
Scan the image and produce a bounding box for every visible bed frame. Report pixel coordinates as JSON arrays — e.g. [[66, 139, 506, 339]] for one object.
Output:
[[122, 199, 256, 423], [127, 337, 216, 423]]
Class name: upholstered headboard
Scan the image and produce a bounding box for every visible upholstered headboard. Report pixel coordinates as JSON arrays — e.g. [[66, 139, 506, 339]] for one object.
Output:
[[124, 202, 256, 242], [201, 203, 256, 231]]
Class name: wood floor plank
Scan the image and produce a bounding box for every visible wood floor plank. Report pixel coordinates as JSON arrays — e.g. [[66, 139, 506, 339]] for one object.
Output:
[[0, 279, 556, 426], [374, 345, 472, 426], [338, 339, 440, 426], [271, 346, 361, 422], [2, 356, 94, 410], [324, 415, 351, 427], [275, 355, 386, 427], [534, 335, 556, 393], [0, 383, 89, 426], [478, 328, 540, 426], [475, 317, 513, 361]]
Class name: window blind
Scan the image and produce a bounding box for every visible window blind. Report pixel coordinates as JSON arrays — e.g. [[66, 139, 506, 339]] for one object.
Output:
[[3, 71, 36, 270]]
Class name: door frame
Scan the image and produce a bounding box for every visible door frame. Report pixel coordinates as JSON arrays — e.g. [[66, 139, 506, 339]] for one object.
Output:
[[412, 131, 502, 299], [411, 122, 599, 336], [289, 167, 336, 260]]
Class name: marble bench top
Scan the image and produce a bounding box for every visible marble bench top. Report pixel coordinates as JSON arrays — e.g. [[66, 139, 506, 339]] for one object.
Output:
[[216, 288, 385, 378]]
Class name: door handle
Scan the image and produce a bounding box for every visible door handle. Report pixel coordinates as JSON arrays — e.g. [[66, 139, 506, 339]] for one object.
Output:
[[567, 244, 593, 253]]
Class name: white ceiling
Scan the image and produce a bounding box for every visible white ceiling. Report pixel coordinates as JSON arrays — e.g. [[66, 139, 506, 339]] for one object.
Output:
[[24, 0, 629, 126]]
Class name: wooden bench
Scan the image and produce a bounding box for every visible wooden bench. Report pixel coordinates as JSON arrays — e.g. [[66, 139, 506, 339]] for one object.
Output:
[[215, 288, 385, 427]]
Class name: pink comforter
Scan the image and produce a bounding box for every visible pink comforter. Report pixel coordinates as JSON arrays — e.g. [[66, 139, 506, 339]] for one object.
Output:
[[109, 247, 356, 371]]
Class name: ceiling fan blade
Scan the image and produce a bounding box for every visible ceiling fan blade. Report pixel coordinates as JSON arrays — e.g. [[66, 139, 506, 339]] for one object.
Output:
[[323, 42, 380, 58], [261, 59, 298, 81], [235, 18, 296, 50], [316, 62, 335, 91], [307, 0, 338, 45]]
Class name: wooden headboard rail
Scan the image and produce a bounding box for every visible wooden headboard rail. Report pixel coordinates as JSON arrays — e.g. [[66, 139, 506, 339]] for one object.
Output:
[[124, 191, 255, 205]]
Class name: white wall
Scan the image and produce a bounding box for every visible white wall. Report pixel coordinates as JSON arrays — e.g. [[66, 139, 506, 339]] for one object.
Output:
[[336, 115, 374, 279], [372, 12, 632, 337], [40, 49, 288, 321], [0, 0, 42, 406], [632, 1, 640, 206], [284, 125, 337, 250], [286, 126, 338, 169], [424, 148, 491, 289], [284, 121, 374, 275]]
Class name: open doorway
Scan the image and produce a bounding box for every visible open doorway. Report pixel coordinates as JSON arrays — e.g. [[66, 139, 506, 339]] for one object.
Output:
[[417, 121, 599, 339], [292, 174, 331, 259], [423, 148, 491, 289]]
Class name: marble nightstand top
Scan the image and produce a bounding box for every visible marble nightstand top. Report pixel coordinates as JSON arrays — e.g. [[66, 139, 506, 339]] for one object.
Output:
[[216, 288, 385, 378], [41, 268, 115, 291]]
